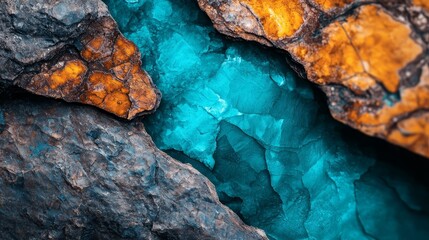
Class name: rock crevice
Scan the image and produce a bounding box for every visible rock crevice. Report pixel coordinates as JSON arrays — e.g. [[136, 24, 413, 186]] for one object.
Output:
[[197, 0, 429, 157], [0, 95, 267, 240]]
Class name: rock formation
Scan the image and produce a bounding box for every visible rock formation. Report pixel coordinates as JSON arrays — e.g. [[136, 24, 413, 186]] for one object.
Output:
[[105, 0, 429, 239], [1, 0, 429, 239], [0, 0, 160, 119], [197, 0, 429, 158], [0, 94, 267, 240], [0, 0, 268, 239]]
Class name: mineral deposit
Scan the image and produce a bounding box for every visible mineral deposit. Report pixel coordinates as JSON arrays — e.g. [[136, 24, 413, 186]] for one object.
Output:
[[197, 0, 429, 157], [105, 0, 429, 239], [0, 0, 160, 119]]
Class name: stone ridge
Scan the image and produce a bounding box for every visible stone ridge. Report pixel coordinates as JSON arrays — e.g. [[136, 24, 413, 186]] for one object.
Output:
[[0, 0, 160, 119], [0, 95, 268, 240], [197, 0, 429, 158]]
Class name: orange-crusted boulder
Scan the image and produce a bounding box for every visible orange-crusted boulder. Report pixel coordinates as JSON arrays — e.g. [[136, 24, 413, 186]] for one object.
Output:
[[0, 0, 160, 119], [198, 0, 429, 158]]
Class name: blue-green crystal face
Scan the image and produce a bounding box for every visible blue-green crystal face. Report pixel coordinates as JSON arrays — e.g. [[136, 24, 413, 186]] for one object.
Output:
[[105, 0, 429, 239]]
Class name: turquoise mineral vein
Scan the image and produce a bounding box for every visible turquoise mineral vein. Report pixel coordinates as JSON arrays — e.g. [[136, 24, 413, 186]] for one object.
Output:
[[105, 0, 429, 239]]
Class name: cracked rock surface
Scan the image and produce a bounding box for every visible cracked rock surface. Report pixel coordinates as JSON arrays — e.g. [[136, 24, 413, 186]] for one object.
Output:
[[0, 94, 267, 240], [0, 0, 160, 119], [197, 0, 429, 158]]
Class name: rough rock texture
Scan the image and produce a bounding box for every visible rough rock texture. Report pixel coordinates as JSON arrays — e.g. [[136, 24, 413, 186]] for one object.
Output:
[[197, 0, 429, 158], [0, 0, 160, 119], [105, 0, 429, 239], [0, 94, 267, 240]]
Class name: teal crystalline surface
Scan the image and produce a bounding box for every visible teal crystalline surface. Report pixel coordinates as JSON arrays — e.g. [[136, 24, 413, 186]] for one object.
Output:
[[105, 0, 429, 239]]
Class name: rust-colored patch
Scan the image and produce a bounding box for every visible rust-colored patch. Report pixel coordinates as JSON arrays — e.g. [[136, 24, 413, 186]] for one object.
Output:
[[311, 0, 355, 11], [241, 0, 305, 39], [414, 0, 429, 12], [342, 6, 422, 93], [113, 62, 132, 81], [80, 30, 159, 119], [288, 5, 427, 157], [348, 66, 429, 153], [24, 60, 88, 99], [388, 113, 429, 157], [82, 72, 131, 118], [101, 35, 138, 70], [81, 36, 105, 62], [288, 21, 369, 92], [128, 66, 159, 118], [286, 4, 427, 157], [20, 17, 160, 119], [113, 36, 137, 66], [49, 60, 87, 91], [288, 5, 422, 93]]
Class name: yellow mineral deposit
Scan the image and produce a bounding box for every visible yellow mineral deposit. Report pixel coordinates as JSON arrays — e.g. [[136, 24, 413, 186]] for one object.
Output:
[[24, 19, 159, 119], [48, 60, 87, 91], [82, 72, 131, 118], [241, 0, 304, 39], [198, 0, 428, 157], [311, 0, 355, 11], [288, 5, 422, 93], [414, 0, 429, 12]]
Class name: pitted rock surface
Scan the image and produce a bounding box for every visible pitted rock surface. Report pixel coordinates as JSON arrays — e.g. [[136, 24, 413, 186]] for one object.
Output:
[[0, 94, 267, 240]]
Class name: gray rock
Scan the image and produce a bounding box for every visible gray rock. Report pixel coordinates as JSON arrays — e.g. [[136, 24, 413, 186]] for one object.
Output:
[[0, 0, 160, 119], [0, 0, 266, 238], [0, 95, 267, 240], [0, 0, 108, 69]]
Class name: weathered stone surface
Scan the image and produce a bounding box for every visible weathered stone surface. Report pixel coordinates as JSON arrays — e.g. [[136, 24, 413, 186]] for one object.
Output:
[[197, 0, 429, 158], [0, 0, 160, 119], [0, 94, 267, 240]]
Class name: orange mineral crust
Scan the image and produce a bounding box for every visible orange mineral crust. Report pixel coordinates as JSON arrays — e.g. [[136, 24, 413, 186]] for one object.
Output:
[[345, 66, 429, 157], [414, 0, 429, 12], [198, 0, 429, 157], [310, 0, 355, 11], [288, 5, 423, 93], [20, 17, 160, 119], [241, 0, 305, 39], [81, 72, 131, 118]]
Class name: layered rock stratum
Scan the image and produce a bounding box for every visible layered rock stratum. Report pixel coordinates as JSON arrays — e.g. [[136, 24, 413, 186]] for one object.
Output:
[[0, 0, 160, 119], [197, 0, 429, 158]]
